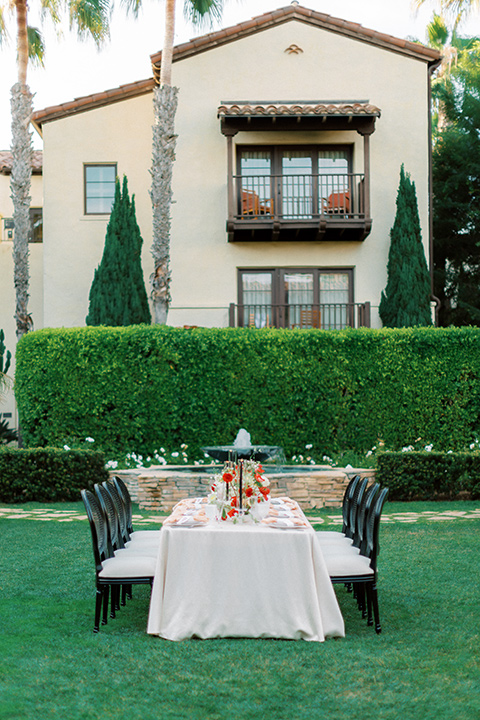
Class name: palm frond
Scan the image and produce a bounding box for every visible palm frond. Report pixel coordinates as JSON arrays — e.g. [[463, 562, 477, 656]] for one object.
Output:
[[183, 0, 224, 28], [27, 26, 45, 66], [427, 12, 449, 49], [117, 0, 142, 19], [68, 0, 111, 45], [40, 0, 63, 26]]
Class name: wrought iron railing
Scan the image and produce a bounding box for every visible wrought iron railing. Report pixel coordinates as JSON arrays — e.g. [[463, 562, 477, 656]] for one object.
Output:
[[233, 173, 365, 221], [229, 303, 371, 330]]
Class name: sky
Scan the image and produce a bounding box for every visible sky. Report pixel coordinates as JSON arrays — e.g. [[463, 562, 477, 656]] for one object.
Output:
[[0, 0, 479, 150]]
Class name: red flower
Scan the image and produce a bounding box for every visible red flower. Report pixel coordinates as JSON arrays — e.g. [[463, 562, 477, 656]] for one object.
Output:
[[227, 507, 238, 518], [223, 471, 234, 484], [230, 495, 238, 507], [245, 487, 253, 498], [259, 486, 270, 498]]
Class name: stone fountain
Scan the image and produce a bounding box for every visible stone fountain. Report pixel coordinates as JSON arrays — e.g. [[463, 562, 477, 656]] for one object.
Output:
[[201, 428, 282, 463]]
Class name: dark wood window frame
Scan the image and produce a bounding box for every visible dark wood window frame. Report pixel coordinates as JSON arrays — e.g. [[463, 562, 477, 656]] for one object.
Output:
[[84, 163, 117, 216], [237, 266, 356, 329]]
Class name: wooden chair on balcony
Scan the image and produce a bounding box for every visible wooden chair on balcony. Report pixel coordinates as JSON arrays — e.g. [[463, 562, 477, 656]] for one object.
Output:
[[300, 308, 321, 329], [242, 190, 260, 216], [242, 190, 273, 217], [326, 192, 350, 215]]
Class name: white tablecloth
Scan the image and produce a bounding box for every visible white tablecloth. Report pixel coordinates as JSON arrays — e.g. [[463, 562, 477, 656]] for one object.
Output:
[[147, 520, 345, 642]]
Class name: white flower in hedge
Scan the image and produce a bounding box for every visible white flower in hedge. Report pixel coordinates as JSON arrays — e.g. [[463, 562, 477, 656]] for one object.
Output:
[[402, 445, 414, 452], [424, 444, 433, 452], [305, 443, 313, 450], [366, 450, 373, 457], [85, 437, 95, 443], [171, 451, 179, 458], [181, 443, 188, 450], [106, 460, 118, 469], [63, 444, 70, 451]]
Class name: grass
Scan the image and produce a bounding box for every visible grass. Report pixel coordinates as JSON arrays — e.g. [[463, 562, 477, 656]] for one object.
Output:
[[1, 501, 479, 720]]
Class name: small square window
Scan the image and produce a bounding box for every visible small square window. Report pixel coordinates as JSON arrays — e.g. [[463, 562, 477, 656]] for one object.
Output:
[[84, 164, 116, 215]]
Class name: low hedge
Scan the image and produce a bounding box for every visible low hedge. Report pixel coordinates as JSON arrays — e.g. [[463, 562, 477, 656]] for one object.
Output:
[[376, 451, 480, 500], [0, 447, 108, 503], [14, 325, 480, 458]]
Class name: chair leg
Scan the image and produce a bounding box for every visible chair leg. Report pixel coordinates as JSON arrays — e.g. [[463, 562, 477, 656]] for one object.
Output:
[[102, 585, 110, 626], [121, 585, 127, 607], [371, 581, 381, 634], [94, 587, 103, 633], [110, 584, 116, 619], [366, 583, 373, 626]]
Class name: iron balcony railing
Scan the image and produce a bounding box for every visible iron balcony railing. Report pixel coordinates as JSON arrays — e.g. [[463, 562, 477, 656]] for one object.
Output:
[[233, 172, 365, 221], [229, 303, 371, 330]]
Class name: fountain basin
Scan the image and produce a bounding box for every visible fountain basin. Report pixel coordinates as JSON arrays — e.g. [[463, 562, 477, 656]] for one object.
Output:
[[201, 445, 282, 463]]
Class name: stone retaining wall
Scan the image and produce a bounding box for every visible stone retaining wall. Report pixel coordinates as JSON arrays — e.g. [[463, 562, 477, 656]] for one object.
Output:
[[111, 465, 376, 513]]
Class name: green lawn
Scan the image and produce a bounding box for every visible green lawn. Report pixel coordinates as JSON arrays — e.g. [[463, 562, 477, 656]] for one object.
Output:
[[1, 501, 479, 720]]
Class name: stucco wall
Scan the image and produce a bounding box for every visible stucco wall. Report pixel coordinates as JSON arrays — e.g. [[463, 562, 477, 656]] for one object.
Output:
[[40, 19, 432, 330]]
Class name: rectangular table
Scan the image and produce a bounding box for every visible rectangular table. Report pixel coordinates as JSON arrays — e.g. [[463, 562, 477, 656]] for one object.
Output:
[[147, 505, 345, 642]]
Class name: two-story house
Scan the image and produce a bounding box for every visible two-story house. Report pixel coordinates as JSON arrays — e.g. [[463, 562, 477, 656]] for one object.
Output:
[[26, 3, 440, 332]]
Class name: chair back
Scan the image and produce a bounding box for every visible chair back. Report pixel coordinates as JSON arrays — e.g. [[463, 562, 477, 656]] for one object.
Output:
[[360, 487, 389, 570], [95, 483, 124, 550], [112, 476, 134, 535], [104, 480, 131, 543], [352, 482, 380, 549], [346, 476, 368, 539], [341, 475, 360, 535], [81, 489, 111, 571]]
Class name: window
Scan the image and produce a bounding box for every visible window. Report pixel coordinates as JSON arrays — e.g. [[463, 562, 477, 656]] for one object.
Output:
[[237, 146, 351, 220], [84, 164, 116, 214], [238, 268, 353, 330], [29, 208, 42, 243]]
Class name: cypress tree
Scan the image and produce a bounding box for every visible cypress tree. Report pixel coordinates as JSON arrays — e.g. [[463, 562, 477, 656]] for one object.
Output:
[[86, 176, 151, 326], [379, 166, 432, 328]]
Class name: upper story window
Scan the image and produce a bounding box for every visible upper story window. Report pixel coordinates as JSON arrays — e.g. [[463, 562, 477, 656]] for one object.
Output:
[[237, 146, 351, 220], [84, 164, 116, 215]]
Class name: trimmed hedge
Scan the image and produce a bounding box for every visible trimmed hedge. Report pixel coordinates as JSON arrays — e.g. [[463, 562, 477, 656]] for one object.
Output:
[[0, 447, 108, 503], [14, 325, 480, 458], [376, 452, 480, 500]]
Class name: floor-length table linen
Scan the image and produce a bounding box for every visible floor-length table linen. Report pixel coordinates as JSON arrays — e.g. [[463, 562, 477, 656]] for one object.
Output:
[[147, 520, 345, 642]]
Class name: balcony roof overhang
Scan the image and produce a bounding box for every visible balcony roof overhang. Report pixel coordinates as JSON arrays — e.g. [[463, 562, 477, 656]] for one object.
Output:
[[218, 101, 381, 135]]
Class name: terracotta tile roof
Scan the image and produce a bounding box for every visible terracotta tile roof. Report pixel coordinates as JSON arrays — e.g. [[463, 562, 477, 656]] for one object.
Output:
[[151, 3, 441, 80], [31, 78, 155, 130], [218, 102, 381, 118], [0, 150, 43, 174], [31, 4, 440, 130]]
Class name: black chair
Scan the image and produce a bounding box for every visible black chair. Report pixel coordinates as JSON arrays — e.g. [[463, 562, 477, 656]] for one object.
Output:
[[316, 474, 361, 545], [112, 475, 161, 545], [323, 487, 389, 633], [81, 489, 156, 633]]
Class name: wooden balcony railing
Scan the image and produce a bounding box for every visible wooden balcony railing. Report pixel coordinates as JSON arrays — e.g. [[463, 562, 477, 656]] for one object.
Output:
[[228, 303, 371, 330]]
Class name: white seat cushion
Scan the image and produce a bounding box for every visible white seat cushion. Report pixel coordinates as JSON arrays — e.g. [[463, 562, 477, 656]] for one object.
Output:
[[131, 530, 161, 540], [100, 554, 156, 578], [323, 551, 373, 578], [114, 545, 159, 559]]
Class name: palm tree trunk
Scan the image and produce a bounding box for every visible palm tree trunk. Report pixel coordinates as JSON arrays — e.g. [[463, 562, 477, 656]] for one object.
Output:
[[150, 0, 178, 324], [150, 84, 178, 325]]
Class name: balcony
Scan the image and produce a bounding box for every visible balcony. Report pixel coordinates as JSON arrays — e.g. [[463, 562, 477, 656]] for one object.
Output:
[[228, 302, 371, 329], [227, 172, 371, 242]]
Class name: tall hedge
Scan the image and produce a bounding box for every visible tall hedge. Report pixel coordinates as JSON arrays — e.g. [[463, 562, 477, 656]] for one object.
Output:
[[14, 325, 480, 458]]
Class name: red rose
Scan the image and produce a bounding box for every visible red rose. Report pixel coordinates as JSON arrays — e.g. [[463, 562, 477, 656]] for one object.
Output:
[[230, 495, 238, 507], [259, 486, 270, 498], [227, 507, 238, 517], [223, 472, 234, 484], [245, 487, 253, 498]]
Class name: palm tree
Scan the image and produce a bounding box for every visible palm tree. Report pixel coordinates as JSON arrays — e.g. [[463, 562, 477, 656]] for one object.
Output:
[[414, 0, 479, 31], [1, 0, 115, 340], [150, 0, 224, 324], [426, 12, 478, 133]]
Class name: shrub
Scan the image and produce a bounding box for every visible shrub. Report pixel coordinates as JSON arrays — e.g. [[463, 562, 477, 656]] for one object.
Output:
[[0, 447, 108, 503], [376, 451, 480, 500], [14, 325, 480, 459]]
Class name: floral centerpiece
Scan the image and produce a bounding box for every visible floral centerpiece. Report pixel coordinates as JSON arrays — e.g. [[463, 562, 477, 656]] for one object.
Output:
[[207, 459, 271, 521]]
